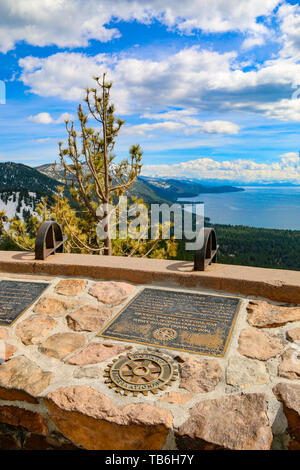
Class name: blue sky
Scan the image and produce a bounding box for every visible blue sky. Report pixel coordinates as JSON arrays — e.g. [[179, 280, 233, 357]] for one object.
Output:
[[1, 0, 300, 183]]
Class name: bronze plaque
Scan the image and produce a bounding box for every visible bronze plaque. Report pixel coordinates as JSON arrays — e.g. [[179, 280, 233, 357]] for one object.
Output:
[[98, 288, 241, 357], [0, 280, 49, 326]]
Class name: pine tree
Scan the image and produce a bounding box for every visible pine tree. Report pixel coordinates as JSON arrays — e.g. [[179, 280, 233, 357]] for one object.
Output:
[[0, 74, 178, 260], [57, 73, 143, 255]]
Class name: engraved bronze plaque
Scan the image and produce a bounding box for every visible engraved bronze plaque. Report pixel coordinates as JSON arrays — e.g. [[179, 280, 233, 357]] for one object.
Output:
[[99, 288, 241, 357], [0, 280, 49, 326]]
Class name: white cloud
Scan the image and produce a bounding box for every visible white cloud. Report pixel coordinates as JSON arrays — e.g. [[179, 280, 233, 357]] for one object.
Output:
[[241, 31, 269, 50], [127, 111, 240, 135], [28, 111, 75, 124], [278, 3, 300, 61], [35, 137, 53, 143], [28, 112, 53, 124], [55, 112, 75, 123], [142, 152, 300, 183], [123, 121, 184, 136], [20, 52, 111, 102], [252, 98, 300, 122], [0, 0, 280, 53], [0, 0, 120, 53], [200, 120, 240, 134], [19, 47, 300, 121]]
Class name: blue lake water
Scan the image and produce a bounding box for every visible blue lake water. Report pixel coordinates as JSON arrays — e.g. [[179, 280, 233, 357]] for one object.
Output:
[[178, 186, 300, 230]]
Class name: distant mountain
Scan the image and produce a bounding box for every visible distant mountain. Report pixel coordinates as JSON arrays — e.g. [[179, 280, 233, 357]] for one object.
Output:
[[0, 162, 63, 219], [35, 163, 66, 183], [36, 163, 244, 204], [0, 160, 244, 225], [139, 176, 244, 202]]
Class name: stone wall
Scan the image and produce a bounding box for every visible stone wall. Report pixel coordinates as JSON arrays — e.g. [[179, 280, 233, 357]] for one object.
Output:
[[0, 275, 299, 450]]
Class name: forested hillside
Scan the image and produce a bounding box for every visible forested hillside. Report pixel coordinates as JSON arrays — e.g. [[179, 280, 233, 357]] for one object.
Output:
[[2, 162, 300, 271], [0, 162, 63, 220], [177, 224, 300, 271]]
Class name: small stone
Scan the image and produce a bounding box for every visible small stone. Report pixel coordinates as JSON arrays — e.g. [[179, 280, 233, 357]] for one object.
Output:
[[39, 333, 87, 360], [273, 382, 300, 450], [0, 356, 52, 399], [238, 328, 284, 360], [177, 355, 222, 393], [0, 329, 8, 340], [66, 304, 112, 332], [0, 405, 48, 435], [0, 342, 17, 363], [66, 342, 132, 365], [15, 314, 57, 346], [55, 279, 86, 297], [278, 348, 300, 380], [45, 385, 173, 450], [34, 296, 78, 316], [226, 356, 269, 389], [175, 393, 272, 450], [88, 281, 135, 305], [73, 366, 102, 379], [158, 392, 193, 405], [287, 327, 300, 343], [247, 300, 300, 328]]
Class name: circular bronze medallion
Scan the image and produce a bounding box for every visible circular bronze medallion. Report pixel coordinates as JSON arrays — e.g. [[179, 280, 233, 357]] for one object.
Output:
[[104, 352, 178, 396]]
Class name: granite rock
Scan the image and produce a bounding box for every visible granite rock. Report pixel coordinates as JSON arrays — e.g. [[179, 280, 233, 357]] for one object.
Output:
[[247, 300, 300, 328], [175, 393, 272, 450], [278, 348, 300, 380], [273, 382, 300, 450], [178, 355, 222, 393], [34, 296, 78, 316], [15, 314, 57, 346], [66, 304, 112, 332], [45, 385, 173, 450], [287, 327, 300, 343], [88, 281, 135, 305], [55, 279, 86, 297], [238, 328, 284, 360], [0, 356, 52, 400], [39, 332, 87, 360], [66, 342, 132, 365]]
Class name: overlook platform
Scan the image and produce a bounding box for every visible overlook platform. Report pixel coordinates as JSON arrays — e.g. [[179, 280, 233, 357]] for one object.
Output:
[[0, 251, 299, 450]]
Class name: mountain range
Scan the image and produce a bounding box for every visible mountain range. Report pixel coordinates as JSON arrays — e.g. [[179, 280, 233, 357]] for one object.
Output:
[[0, 161, 243, 219], [36, 163, 243, 203]]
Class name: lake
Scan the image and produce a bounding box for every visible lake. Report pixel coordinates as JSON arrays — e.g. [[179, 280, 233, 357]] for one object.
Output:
[[178, 186, 300, 230]]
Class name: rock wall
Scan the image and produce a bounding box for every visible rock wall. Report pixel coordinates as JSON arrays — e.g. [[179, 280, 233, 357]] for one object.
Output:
[[0, 276, 299, 450]]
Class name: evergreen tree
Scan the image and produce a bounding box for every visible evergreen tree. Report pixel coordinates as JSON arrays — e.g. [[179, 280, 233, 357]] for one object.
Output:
[[57, 73, 143, 255], [0, 74, 178, 260]]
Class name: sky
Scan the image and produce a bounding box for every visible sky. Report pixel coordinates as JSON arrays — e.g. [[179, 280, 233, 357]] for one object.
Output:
[[1, 0, 300, 183]]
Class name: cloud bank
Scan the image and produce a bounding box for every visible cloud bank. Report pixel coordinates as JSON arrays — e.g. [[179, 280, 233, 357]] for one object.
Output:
[[0, 0, 280, 53], [142, 152, 300, 183], [18, 46, 300, 122]]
